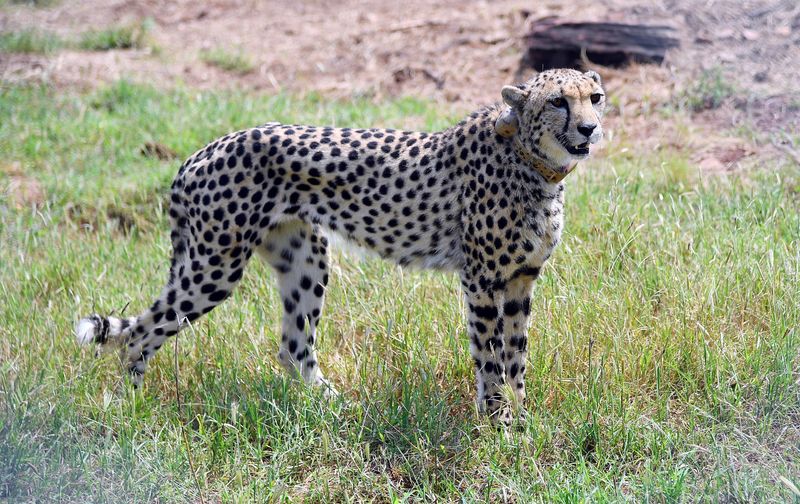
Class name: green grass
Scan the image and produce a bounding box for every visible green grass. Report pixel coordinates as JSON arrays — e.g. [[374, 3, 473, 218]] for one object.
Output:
[[0, 28, 63, 53], [78, 22, 150, 51], [0, 0, 59, 7], [1, 82, 799, 502], [679, 66, 737, 112], [0, 21, 152, 54], [201, 47, 255, 75]]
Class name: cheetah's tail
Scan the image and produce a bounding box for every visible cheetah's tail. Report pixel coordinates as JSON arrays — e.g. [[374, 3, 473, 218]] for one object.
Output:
[[76, 200, 190, 351], [75, 313, 136, 348]]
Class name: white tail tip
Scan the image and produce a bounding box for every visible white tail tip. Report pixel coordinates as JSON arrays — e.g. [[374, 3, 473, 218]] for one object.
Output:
[[75, 318, 97, 345]]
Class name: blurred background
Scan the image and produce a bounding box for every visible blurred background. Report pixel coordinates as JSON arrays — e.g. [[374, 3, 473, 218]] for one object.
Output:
[[2, 0, 799, 173]]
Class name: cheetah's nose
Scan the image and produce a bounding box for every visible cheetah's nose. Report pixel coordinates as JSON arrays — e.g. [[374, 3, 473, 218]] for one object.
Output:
[[577, 123, 597, 138]]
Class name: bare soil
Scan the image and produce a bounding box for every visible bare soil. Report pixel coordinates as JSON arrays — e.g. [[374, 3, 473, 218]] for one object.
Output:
[[2, 0, 799, 169]]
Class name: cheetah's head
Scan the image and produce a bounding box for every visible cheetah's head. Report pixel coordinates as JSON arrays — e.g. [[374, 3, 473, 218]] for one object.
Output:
[[496, 68, 606, 170]]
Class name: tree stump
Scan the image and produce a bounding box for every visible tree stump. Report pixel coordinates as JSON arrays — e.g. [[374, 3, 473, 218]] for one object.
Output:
[[521, 18, 680, 71]]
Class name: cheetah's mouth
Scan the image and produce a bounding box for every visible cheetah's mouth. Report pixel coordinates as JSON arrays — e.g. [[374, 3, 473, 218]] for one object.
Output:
[[563, 141, 590, 156]]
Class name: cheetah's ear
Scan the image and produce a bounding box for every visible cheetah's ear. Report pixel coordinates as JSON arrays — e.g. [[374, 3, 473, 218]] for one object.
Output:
[[501, 85, 528, 109], [585, 70, 602, 85], [497, 85, 526, 137]]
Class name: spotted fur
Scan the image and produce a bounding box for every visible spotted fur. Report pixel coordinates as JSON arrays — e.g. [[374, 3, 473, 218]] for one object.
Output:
[[76, 68, 606, 424]]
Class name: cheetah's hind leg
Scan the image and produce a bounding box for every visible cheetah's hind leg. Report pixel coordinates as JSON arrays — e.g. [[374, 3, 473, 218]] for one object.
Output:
[[75, 205, 255, 387], [257, 220, 337, 398]]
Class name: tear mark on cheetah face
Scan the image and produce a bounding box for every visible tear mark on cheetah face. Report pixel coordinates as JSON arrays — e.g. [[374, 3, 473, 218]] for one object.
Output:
[[497, 69, 606, 169]]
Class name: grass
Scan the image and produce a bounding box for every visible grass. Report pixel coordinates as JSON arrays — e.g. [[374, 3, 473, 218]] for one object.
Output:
[[679, 67, 737, 112], [0, 0, 59, 6], [0, 81, 799, 502], [0, 21, 152, 54], [0, 28, 63, 53], [201, 47, 255, 75], [78, 22, 150, 51], [1, 3, 152, 53]]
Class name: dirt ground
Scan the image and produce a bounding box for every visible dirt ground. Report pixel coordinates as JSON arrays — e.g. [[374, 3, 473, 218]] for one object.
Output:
[[2, 0, 799, 169]]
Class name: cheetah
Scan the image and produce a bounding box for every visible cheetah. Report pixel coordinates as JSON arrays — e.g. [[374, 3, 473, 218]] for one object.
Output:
[[76, 68, 606, 424]]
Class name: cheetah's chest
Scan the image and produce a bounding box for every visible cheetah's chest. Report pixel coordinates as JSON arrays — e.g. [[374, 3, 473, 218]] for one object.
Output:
[[519, 196, 564, 269]]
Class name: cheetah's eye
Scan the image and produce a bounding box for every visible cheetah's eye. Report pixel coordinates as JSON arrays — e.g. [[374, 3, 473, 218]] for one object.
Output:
[[590, 93, 604, 104], [549, 97, 566, 108]]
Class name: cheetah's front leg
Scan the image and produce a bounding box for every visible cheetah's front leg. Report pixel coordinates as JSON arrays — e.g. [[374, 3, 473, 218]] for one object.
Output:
[[501, 277, 535, 405], [462, 276, 513, 426]]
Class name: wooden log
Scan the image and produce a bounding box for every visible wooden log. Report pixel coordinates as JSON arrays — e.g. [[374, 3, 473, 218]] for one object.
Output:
[[521, 18, 679, 71]]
